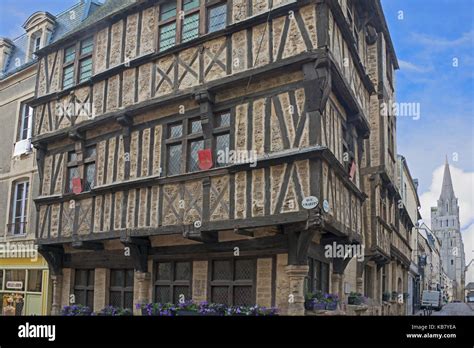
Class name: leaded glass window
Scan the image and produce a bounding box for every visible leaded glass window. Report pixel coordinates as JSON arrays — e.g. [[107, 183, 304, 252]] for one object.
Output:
[[210, 258, 255, 306], [74, 269, 94, 309], [62, 37, 93, 89], [167, 144, 182, 176], [188, 139, 204, 172], [109, 269, 134, 310], [214, 110, 231, 167], [208, 3, 227, 33], [154, 261, 192, 303], [182, 13, 199, 42]]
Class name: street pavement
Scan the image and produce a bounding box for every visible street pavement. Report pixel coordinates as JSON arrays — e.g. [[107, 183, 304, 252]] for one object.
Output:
[[431, 302, 474, 316]]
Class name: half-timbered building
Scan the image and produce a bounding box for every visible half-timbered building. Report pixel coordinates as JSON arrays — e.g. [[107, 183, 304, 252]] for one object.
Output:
[[30, 0, 398, 315]]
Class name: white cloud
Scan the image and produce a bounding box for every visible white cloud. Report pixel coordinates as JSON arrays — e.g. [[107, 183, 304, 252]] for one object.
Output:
[[419, 164, 474, 270], [398, 59, 432, 73], [411, 30, 474, 51]]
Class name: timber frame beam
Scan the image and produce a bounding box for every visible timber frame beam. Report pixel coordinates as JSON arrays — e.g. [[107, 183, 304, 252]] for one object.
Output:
[[37, 245, 64, 276], [120, 235, 150, 272]]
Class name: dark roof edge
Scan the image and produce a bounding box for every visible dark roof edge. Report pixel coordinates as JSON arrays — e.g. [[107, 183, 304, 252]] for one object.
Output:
[[374, 0, 399, 69]]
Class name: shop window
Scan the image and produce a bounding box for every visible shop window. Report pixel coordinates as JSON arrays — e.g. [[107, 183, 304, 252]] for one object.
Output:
[[27, 270, 43, 292], [5, 270, 26, 291]]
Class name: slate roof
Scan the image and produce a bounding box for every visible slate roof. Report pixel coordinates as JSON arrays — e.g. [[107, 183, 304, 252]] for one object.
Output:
[[1, 0, 102, 79], [67, 0, 136, 36]]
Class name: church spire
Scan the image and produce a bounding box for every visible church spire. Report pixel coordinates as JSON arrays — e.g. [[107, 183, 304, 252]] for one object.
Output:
[[440, 156, 456, 200]]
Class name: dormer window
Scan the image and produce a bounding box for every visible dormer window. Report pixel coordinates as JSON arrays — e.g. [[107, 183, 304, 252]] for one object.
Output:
[[28, 31, 43, 60], [62, 36, 94, 89]]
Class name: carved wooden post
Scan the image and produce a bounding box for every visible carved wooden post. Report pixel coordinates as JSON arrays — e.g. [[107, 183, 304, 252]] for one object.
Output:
[[38, 245, 64, 315], [50, 274, 63, 315]]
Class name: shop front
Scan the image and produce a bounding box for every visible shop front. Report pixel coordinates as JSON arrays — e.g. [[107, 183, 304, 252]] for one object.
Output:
[[0, 257, 50, 315]]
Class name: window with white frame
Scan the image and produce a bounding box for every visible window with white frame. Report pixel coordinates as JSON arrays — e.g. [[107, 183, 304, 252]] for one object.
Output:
[[10, 180, 29, 236], [18, 103, 33, 141]]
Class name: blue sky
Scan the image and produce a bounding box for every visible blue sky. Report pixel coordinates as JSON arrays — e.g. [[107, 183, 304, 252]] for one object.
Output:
[[381, 0, 473, 193], [0, 1, 84, 39], [381, 0, 474, 268], [0, 1, 473, 264]]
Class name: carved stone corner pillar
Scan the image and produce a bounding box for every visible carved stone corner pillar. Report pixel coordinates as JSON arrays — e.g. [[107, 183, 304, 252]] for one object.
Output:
[[331, 273, 343, 299], [134, 271, 151, 315], [50, 274, 63, 315], [285, 265, 309, 316]]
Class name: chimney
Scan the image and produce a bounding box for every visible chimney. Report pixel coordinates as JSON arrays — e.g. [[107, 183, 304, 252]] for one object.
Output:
[[0, 38, 14, 74]]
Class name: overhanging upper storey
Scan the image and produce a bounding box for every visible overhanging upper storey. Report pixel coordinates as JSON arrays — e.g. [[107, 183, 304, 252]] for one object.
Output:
[[30, 0, 376, 143]]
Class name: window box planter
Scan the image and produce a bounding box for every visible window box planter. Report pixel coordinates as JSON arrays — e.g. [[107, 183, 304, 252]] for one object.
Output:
[[347, 292, 363, 305], [138, 302, 277, 316], [176, 310, 202, 316], [325, 301, 338, 311], [305, 300, 326, 311]]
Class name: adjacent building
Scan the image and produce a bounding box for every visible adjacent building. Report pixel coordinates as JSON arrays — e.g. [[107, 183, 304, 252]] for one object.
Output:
[[396, 155, 421, 314], [431, 159, 466, 301], [0, 0, 102, 315]]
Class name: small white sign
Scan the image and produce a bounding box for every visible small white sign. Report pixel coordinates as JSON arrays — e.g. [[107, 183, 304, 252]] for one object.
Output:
[[322, 200, 330, 213], [6, 281, 23, 290], [194, 220, 202, 229], [302, 196, 318, 210]]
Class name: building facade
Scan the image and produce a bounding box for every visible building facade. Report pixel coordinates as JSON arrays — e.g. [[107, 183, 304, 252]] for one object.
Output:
[[396, 155, 421, 314], [28, 0, 403, 315], [431, 159, 466, 301], [0, 0, 101, 315]]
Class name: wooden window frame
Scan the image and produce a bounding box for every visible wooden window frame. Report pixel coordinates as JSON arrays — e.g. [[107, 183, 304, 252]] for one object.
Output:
[[153, 260, 193, 303], [9, 180, 29, 236], [65, 145, 97, 194], [83, 146, 97, 191], [61, 36, 94, 90], [305, 257, 330, 294], [165, 118, 204, 175], [206, 0, 228, 34], [208, 258, 256, 306], [17, 102, 33, 142], [212, 110, 231, 167], [74, 269, 95, 308], [109, 269, 134, 310], [157, 0, 229, 52]]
